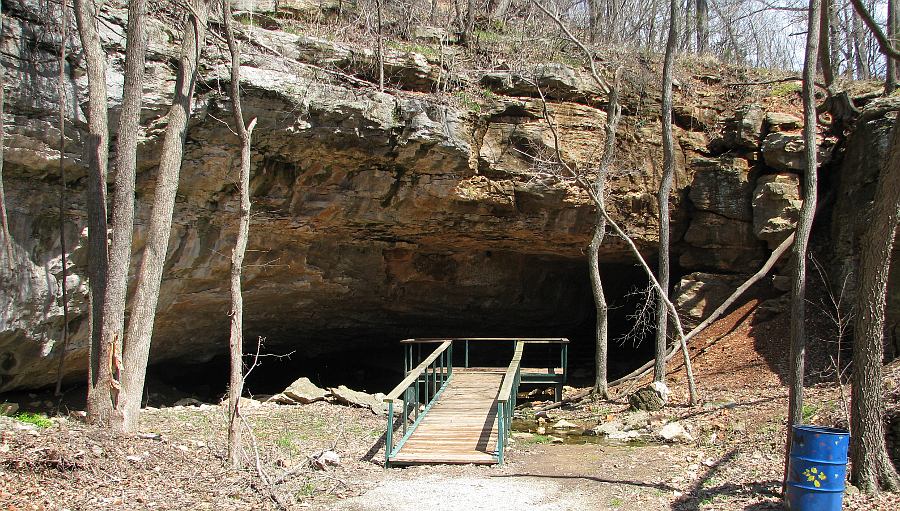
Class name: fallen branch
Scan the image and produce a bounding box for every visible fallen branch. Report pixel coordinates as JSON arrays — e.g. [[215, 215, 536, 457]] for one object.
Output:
[[609, 230, 794, 388]]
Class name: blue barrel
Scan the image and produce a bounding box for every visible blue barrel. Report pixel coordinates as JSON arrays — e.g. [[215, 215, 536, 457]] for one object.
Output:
[[785, 425, 850, 511]]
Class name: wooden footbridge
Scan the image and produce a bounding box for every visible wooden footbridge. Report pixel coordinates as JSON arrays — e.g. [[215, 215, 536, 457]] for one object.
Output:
[[383, 338, 568, 467]]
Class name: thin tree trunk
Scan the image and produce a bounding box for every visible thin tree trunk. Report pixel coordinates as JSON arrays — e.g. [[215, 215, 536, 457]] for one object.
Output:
[[54, 0, 70, 396], [0, 2, 12, 268], [784, 0, 821, 494], [655, 0, 678, 385], [849, 110, 900, 496], [74, 0, 112, 425], [223, 0, 258, 467], [590, 68, 622, 398], [853, 5, 871, 78], [375, 0, 384, 91], [101, 0, 148, 429], [887, 0, 898, 92], [464, 0, 476, 47], [695, 0, 708, 53], [819, 0, 835, 87], [118, 0, 210, 432]]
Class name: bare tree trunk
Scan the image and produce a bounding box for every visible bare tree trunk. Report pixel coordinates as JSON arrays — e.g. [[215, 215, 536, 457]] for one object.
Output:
[[489, 0, 513, 22], [819, 0, 835, 87], [223, 0, 258, 468], [887, 0, 898, 92], [99, 0, 148, 429], [695, 0, 708, 53], [0, 3, 12, 268], [849, 110, 900, 496], [375, 0, 384, 91], [118, 0, 211, 432], [853, 6, 871, 78], [654, 0, 677, 385], [590, 68, 622, 399], [74, 0, 112, 425], [54, 0, 71, 397], [464, 0, 476, 47], [783, 0, 821, 494]]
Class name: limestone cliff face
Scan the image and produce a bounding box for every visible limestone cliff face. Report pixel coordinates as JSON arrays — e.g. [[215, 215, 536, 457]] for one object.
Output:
[[0, 0, 893, 390]]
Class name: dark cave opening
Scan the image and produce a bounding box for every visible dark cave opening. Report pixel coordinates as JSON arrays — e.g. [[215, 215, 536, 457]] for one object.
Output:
[[145, 259, 655, 403]]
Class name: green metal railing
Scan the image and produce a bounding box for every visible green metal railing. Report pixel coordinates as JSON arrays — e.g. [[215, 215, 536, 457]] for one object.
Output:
[[383, 337, 568, 467], [496, 341, 524, 464], [383, 340, 453, 467]]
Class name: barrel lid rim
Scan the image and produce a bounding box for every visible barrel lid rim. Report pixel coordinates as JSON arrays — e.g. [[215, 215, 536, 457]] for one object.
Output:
[[792, 424, 850, 436]]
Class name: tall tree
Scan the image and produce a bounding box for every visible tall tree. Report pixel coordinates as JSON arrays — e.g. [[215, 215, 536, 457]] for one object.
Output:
[[118, 0, 211, 431], [99, 0, 148, 429], [696, 0, 709, 53], [654, 0, 678, 385], [54, 0, 71, 396], [847, 0, 900, 493], [849, 116, 900, 493], [887, 0, 898, 92], [73, 0, 112, 424], [222, 0, 258, 467], [783, 0, 821, 492], [590, 68, 623, 399], [0, 2, 12, 267]]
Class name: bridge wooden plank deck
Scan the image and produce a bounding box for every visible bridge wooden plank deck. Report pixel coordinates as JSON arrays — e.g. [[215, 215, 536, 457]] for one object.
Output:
[[390, 369, 503, 465]]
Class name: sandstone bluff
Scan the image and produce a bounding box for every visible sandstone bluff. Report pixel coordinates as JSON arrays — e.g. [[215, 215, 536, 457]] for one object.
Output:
[[0, 0, 897, 391]]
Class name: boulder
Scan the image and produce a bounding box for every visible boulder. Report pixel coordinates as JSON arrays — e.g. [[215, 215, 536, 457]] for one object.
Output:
[[480, 63, 605, 103], [590, 420, 625, 437], [721, 104, 765, 151], [280, 377, 328, 404], [765, 112, 802, 131], [329, 385, 398, 415], [0, 402, 18, 416], [551, 419, 579, 430], [761, 132, 832, 171], [629, 386, 665, 412], [752, 173, 802, 248], [688, 156, 753, 221]]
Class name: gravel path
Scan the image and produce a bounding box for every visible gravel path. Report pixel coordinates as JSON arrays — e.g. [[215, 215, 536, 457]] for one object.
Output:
[[332, 473, 592, 511]]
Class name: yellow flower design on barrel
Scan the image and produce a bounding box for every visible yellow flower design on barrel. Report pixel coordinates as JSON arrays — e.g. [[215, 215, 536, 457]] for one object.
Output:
[[801, 467, 828, 488]]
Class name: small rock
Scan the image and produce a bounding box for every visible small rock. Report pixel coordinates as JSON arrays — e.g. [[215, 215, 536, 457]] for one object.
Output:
[[0, 402, 19, 416], [512, 432, 534, 440], [658, 422, 694, 443], [174, 398, 204, 407], [138, 432, 162, 441], [126, 455, 143, 462], [591, 421, 625, 437], [312, 450, 340, 470], [629, 386, 666, 411], [534, 410, 551, 419], [537, 426, 546, 435], [609, 430, 641, 440], [622, 410, 650, 431], [551, 419, 579, 430], [549, 436, 564, 444]]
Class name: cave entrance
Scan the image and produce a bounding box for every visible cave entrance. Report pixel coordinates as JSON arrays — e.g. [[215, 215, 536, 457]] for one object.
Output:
[[146, 258, 655, 403]]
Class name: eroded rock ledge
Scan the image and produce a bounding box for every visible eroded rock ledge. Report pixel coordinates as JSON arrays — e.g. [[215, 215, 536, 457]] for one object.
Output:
[[0, 0, 896, 390]]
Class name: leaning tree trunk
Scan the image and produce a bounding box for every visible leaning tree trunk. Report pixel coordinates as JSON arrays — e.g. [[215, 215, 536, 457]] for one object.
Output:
[[118, 0, 211, 432], [784, 0, 821, 492], [654, 0, 678, 385], [73, 0, 112, 425], [849, 116, 900, 493], [102, 0, 148, 429], [223, 0, 258, 467]]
